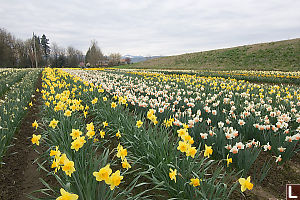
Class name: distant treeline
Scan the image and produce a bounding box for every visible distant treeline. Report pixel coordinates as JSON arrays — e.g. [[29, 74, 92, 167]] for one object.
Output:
[[0, 28, 85, 68], [0, 28, 128, 68]]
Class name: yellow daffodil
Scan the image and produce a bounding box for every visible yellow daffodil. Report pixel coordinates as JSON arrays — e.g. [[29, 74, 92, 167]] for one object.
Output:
[[226, 154, 232, 167], [84, 110, 88, 118], [169, 168, 177, 183], [100, 130, 105, 138], [204, 144, 213, 158], [106, 170, 123, 190], [70, 129, 82, 140], [64, 109, 72, 117], [121, 158, 131, 169], [50, 146, 61, 158], [103, 121, 108, 128], [93, 164, 112, 183], [51, 159, 60, 173], [238, 176, 253, 192], [45, 101, 50, 107], [58, 153, 68, 166], [62, 160, 76, 177], [116, 130, 121, 138], [190, 178, 201, 187], [117, 145, 128, 161], [56, 188, 78, 200], [111, 102, 117, 108], [186, 146, 197, 158], [31, 134, 41, 145], [32, 120, 38, 129], [86, 122, 94, 131], [136, 120, 143, 128], [182, 123, 189, 129], [71, 136, 86, 151], [177, 128, 187, 137], [86, 130, 95, 139], [91, 97, 98, 104], [49, 119, 59, 129], [177, 141, 189, 153]]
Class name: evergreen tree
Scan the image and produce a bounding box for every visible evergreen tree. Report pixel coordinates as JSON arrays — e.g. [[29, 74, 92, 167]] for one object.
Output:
[[41, 34, 50, 64], [85, 40, 103, 67]]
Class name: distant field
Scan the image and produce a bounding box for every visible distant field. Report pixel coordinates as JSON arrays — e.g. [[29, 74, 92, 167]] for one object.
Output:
[[127, 38, 300, 71]]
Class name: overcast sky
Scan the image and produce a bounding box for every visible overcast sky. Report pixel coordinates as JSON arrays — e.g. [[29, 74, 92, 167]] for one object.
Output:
[[1, 0, 300, 56]]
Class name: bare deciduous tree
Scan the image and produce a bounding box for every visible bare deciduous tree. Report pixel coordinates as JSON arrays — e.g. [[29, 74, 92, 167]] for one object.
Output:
[[109, 53, 121, 66]]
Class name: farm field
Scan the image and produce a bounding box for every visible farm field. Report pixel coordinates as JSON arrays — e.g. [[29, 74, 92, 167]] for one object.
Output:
[[0, 68, 299, 200]]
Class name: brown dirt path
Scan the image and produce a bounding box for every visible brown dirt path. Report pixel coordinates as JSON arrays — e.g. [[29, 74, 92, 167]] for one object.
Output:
[[0, 72, 49, 200]]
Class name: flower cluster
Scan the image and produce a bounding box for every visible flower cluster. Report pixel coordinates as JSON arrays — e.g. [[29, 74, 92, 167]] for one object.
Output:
[[50, 146, 76, 177], [93, 164, 124, 190]]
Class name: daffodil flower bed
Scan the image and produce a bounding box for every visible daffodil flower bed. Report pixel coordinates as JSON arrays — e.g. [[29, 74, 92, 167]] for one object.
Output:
[[66, 68, 299, 169], [0, 68, 27, 97], [0, 69, 40, 163], [33, 68, 151, 200], [32, 67, 300, 199]]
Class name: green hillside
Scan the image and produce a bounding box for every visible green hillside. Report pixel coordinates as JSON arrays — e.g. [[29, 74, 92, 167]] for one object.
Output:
[[130, 38, 300, 71]]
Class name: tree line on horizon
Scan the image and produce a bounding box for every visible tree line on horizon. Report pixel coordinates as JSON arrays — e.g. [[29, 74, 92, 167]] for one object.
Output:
[[0, 28, 130, 68]]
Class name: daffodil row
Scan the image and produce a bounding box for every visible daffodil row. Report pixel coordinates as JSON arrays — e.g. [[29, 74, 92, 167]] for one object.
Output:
[[30, 68, 140, 200], [0, 69, 40, 162], [0, 68, 27, 97]]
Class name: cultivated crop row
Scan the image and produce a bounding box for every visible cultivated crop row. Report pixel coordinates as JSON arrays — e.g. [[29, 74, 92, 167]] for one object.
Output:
[[0, 69, 40, 163]]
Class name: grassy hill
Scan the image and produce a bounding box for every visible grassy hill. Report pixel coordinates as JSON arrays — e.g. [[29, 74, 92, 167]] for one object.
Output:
[[129, 38, 300, 71]]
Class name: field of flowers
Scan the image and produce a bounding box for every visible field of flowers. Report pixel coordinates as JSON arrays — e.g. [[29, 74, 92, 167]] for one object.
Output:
[[22, 68, 299, 200]]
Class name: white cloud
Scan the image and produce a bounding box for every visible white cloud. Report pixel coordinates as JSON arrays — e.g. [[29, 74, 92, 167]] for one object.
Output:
[[1, 0, 299, 56]]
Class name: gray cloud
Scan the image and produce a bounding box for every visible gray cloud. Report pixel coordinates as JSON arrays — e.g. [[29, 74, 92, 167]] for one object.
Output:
[[1, 0, 299, 56]]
